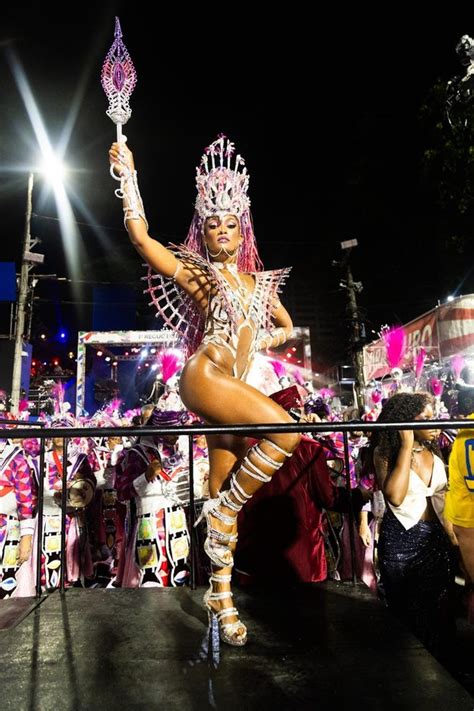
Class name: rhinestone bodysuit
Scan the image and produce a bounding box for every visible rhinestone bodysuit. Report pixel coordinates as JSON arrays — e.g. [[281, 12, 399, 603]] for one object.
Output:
[[145, 245, 290, 380]]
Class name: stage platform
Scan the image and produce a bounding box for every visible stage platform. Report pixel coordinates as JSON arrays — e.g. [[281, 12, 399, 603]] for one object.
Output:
[[1, 581, 472, 710]]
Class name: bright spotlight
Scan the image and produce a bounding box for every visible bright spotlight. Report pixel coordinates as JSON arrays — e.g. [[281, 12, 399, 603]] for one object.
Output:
[[447, 295, 455, 302], [39, 154, 67, 186]]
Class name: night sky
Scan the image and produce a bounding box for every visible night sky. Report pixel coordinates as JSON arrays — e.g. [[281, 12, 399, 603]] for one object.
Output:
[[1, 6, 472, 369]]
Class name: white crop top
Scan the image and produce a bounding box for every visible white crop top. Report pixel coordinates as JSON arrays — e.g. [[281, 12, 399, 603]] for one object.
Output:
[[387, 453, 447, 530]]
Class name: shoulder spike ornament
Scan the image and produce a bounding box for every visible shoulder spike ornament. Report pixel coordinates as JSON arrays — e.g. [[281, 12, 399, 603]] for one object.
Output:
[[101, 16, 137, 142]]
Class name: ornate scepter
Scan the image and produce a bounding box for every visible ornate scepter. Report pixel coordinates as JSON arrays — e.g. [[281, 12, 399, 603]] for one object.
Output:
[[101, 16, 137, 144], [102, 18, 146, 229]]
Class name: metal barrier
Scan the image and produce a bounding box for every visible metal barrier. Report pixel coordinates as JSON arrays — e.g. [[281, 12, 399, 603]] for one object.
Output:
[[3, 418, 469, 598]]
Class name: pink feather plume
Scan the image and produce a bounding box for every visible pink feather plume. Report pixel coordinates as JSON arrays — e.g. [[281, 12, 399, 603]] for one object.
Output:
[[270, 359, 287, 379], [292, 368, 304, 385], [414, 347, 426, 379], [19, 398, 29, 412], [371, 390, 382, 405], [105, 398, 122, 415], [382, 326, 406, 369], [429, 377, 444, 397], [51, 381, 65, 415], [158, 350, 181, 383], [451, 354, 465, 380]]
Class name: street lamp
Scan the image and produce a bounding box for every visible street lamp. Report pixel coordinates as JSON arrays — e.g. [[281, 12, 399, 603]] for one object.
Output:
[[10, 158, 66, 414]]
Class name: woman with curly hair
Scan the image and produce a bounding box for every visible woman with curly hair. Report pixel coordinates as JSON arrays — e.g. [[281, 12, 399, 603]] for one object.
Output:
[[372, 392, 454, 655]]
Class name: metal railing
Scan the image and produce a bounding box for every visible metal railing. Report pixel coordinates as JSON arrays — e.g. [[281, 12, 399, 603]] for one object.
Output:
[[3, 418, 470, 598]]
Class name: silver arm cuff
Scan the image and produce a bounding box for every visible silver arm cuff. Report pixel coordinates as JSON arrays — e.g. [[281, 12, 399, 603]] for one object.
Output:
[[110, 165, 149, 231]]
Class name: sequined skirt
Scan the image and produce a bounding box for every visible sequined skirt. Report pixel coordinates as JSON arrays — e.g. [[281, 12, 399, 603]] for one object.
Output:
[[378, 507, 453, 653]]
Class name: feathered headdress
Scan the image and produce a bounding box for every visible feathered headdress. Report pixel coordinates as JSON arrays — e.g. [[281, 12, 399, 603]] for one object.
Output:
[[184, 134, 263, 272], [194, 135, 250, 219]]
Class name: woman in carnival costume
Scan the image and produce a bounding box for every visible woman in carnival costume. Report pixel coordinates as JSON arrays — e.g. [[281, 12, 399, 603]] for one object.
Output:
[[109, 134, 300, 646], [371, 392, 454, 656]]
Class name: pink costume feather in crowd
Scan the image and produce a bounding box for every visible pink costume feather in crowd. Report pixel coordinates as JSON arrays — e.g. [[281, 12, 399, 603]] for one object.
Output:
[[451, 354, 465, 380], [104, 398, 122, 416], [292, 369, 305, 386], [158, 350, 181, 384], [429, 378, 444, 397], [382, 326, 406, 370], [270, 359, 287, 380], [371, 389, 383, 405], [414, 347, 427, 379], [51, 381, 66, 415]]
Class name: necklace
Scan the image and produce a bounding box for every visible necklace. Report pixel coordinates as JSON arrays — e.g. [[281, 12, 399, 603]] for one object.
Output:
[[206, 244, 239, 259], [213, 261, 238, 275], [213, 261, 252, 308], [410, 442, 426, 467]]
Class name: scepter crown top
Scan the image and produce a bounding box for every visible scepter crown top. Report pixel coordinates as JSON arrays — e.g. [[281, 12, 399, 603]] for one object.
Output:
[[101, 16, 137, 126]]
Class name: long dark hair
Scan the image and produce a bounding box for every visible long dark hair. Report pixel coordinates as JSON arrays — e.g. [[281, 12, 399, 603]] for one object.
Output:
[[371, 392, 438, 470]]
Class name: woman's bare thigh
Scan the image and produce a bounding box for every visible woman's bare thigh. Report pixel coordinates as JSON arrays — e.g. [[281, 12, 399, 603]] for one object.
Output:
[[180, 352, 294, 429]]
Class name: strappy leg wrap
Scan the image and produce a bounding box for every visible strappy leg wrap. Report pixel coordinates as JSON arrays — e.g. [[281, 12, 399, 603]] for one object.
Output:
[[204, 571, 247, 647], [196, 439, 293, 568], [224, 438, 292, 510], [195, 496, 238, 568]]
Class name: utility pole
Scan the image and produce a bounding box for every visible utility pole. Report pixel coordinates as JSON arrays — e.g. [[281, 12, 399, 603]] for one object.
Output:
[[11, 173, 44, 414], [338, 239, 366, 409]]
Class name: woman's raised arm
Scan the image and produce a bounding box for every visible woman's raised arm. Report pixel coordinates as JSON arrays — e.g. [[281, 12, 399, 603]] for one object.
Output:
[[108, 141, 178, 278], [374, 429, 414, 507]]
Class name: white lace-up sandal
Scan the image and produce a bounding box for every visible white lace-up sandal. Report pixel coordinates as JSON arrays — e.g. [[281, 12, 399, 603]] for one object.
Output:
[[204, 572, 247, 647]]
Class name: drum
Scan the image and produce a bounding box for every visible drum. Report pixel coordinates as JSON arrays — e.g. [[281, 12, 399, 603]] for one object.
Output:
[[67, 477, 95, 509]]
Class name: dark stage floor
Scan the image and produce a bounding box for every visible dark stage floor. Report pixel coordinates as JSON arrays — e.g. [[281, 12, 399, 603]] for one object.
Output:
[[0, 581, 472, 710]]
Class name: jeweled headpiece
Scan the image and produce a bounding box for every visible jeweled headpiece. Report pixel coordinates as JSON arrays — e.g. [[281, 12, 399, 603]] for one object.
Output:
[[195, 135, 250, 219]]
